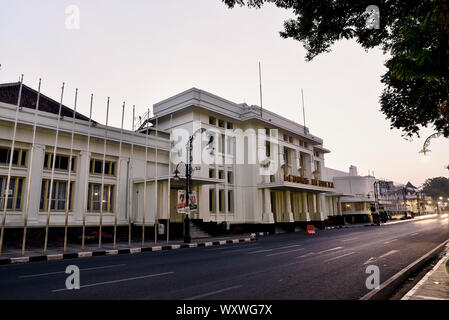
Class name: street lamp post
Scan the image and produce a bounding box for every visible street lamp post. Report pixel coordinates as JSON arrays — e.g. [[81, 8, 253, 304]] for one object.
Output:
[[173, 128, 213, 243]]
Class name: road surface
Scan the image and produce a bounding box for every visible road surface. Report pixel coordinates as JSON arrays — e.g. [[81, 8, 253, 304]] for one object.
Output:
[[0, 215, 448, 299]]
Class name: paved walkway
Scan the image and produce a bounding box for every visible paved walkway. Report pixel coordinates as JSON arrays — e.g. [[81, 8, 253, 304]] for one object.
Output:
[[402, 243, 449, 300]]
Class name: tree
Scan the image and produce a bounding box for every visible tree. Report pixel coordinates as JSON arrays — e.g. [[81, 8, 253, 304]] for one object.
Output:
[[222, 0, 449, 137], [422, 176, 449, 200]]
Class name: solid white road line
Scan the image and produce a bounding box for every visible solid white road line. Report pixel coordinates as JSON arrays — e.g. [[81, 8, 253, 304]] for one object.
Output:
[[52, 271, 174, 292], [410, 232, 420, 236], [384, 238, 398, 244], [379, 250, 399, 259], [19, 264, 127, 278], [266, 248, 305, 257], [184, 285, 242, 300], [341, 237, 359, 242], [323, 252, 356, 263], [247, 244, 301, 254]]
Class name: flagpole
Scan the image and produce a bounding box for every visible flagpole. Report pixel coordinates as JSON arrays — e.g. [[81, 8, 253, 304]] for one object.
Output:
[[63, 88, 78, 252], [81, 94, 93, 249], [0, 75, 24, 256], [128, 105, 135, 246], [114, 102, 125, 248], [259, 61, 263, 118], [142, 108, 149, 247], [301, 88, 306, 134], [98, 97, 109, 249], [154, 115, 158, 244], [44, 82, 65, 254], [21, 78, 41, 256]]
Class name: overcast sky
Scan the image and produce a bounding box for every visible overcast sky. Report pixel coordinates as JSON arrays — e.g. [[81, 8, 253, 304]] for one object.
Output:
[[1, 0, 448, 186]]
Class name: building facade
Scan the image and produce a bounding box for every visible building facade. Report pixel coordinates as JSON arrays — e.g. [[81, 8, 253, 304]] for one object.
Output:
[[150, 88, 342, 232], [0, 83, 343, 242]]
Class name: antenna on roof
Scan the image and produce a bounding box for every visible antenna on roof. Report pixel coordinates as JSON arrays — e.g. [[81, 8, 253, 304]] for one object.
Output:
[[259, 61, 263, 118], [301, 88, 306, 134]]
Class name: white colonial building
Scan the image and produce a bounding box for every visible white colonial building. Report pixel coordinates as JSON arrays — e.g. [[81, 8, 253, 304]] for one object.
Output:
[[0, 83, 343, 244], [150, 88, 342, 232]]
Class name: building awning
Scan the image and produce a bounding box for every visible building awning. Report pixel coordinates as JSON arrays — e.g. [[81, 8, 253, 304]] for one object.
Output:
[[258, 181, 335, 193], [133, 175, 223, 187]]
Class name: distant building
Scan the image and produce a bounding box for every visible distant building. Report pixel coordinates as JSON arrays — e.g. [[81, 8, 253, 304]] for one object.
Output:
[[325, 165, 434, 223]]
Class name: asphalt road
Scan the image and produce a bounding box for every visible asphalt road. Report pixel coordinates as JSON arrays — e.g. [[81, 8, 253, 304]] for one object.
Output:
[[1, 215, 448, 300]]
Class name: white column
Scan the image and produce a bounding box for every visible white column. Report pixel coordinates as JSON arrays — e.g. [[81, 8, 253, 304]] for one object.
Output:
[[27, 144, 45, 225], [312, 193, 317, 219], [75, 150, 89, 223], [337, 197, 342, 215], [284, 190, 294, 222], [301, 192, 310, 221], [263, 188, 274, 223], [317, 193, 325, 221]]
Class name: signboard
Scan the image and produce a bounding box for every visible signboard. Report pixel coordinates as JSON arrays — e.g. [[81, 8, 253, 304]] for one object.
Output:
[[158, 223, 165, 235], [177, 190, 186, 213], [189, 191, 198, 214], [176, 190, 198, 214]]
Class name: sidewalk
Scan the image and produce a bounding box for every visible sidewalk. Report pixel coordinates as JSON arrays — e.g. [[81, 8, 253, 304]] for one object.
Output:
[[402, 243, 449, 300]]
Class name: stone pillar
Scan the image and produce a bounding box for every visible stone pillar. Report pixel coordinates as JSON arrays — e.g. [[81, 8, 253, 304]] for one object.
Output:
[[27, 144, 45, 225], [316, 194, 325, 221], [337, 197, 342, 215], [312, 193, 317, 219], [284, 190, 294, 222], [263, 188, 274, 223], [75, 150, 89, 223], [302, 192, 310, 221]]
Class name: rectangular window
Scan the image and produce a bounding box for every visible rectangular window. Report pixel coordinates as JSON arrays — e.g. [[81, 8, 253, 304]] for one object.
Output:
[[283, 134, 288, 141], [227, 171, 233, 184], [209, 188, 215, 212], [0, 176, 24, 210], [265, 140, 271, 157], [288, 136, 293, 143], [39, 180, 74, 211], [270, 192, 276, 214], [44, 153, 76, 171], [209, 116, 216, 125], [226, 136, 232, 154], [218, 170, 224, 180], [209, 168, 215, 178], [219, 190, 224, 212], [87, 183, 115, 212], [314, 160, 321, 173], [226, 122, 233, 129], [265, 128, 270, 136], [0, 147, 27, 167], [228, 190, 233, 213], [218, 134, 225, 153], [283, 148, 290, 164], [218, 119, 225, 128], [89, 159, 116, 176]]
